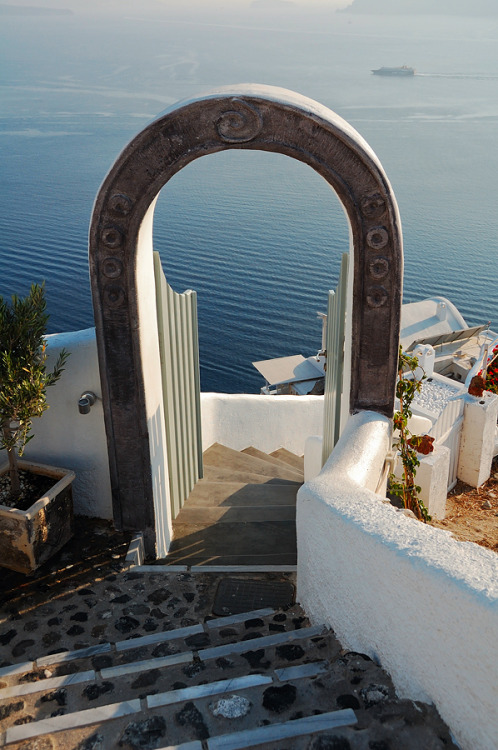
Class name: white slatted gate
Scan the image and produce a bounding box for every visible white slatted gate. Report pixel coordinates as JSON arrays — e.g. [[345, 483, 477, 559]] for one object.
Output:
[[322, 252, 349, 465], [154, 252, 203, 520]]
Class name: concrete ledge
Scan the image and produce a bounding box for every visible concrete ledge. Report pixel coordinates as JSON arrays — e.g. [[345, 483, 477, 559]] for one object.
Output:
[[297, 411, 498, 750]]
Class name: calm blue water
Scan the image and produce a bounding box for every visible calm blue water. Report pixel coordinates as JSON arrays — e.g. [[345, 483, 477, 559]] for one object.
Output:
[[1, 9, 497, 392]]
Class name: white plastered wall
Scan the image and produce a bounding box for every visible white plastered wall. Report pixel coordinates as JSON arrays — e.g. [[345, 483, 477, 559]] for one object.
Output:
[[22, 328, 113, 519], [297, 411, 498, 750], [200, 392, 324, 455]]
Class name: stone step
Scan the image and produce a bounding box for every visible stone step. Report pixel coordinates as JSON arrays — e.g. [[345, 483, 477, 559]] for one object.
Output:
[[0, 620, 341, 743], [202, 465, 300, 486], [241, 447, 304, 478], [167, 520, 296, 566], [270, 447, 305, 474], [0, 672, 357, 749], [175, 505, 296, 525], [183, 482, 298, 509], [203, 444, 303, 483], [0, 605, 316, 688]]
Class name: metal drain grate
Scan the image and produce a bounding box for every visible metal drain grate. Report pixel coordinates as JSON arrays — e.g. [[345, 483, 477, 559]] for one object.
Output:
[[213, 578, 295, 616]]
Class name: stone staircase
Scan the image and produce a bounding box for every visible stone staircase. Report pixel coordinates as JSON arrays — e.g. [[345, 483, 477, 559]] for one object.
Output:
[[0, 566, 456, 750], [166, 444, 305, 567]]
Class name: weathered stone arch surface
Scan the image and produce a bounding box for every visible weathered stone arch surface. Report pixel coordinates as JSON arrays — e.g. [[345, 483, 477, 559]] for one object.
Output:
[[89, 85, 403, 552]]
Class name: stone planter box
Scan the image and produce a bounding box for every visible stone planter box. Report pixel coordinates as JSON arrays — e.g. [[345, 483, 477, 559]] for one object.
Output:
[[0, 460, 75, 575]]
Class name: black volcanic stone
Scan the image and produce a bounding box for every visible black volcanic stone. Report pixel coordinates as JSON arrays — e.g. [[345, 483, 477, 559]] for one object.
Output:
[[114, 594, 131, 604], [151, 643, 178, 658], [269, 623, 286, 632], [175, 701, 208, 740], [276, 644, 305, 661], [114, 616, 139, 634], [273, 613, 287, 622], [215, 657, 234, 670], [42, 632, 61, 647], [182, 662, 205, 678], [47, 618, 61, 627], [245, 618, 264, 629], [183, 592, 195, 603], [41, 688, 67, 706], [143, 618, 158, 632], [242, 649, 266, 668], [0, 701, 24, 721], [70, 612, 88, 622], [262, 684, 297, 713], [119, 715, 166, 749], [131, 669, 160, 689], [336, 694, 360, 710], [147, 588, 172, 605], [12, 639, 35, 657], [82, 682, 114, 701], [185, 632, 210, 648], [219, 628, 237, 638], [0, 629, 16, 645], [67, 625, 85, 636], [76, 733, 105, 750]]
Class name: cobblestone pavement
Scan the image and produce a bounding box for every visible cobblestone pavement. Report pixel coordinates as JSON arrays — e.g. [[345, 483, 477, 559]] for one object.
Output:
[[0, 518, 457, 749]]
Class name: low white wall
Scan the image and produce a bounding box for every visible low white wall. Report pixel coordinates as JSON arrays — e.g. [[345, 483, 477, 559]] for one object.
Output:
[[297, 411, 498, 750], [200, 392, 324, 455], [22, 328, 113, 519]]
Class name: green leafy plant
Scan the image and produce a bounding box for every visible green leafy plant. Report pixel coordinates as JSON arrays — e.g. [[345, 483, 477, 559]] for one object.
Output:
[[389, 346, 432, 522], [0, 283, 69, 499]]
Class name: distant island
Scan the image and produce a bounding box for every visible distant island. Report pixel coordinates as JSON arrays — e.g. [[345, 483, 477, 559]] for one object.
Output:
[[0, 4, 73, 15], [341, 0, 498, 15]]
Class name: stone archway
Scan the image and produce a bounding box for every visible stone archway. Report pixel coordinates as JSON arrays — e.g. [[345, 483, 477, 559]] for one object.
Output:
[[89, 84, 403, 555]]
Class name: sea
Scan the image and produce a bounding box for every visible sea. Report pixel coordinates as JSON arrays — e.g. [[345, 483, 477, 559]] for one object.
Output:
[[1, 7, 497, 393]]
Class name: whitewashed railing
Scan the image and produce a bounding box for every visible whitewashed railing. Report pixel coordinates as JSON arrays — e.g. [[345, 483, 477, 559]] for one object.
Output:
[[154, 252, 203, 520]]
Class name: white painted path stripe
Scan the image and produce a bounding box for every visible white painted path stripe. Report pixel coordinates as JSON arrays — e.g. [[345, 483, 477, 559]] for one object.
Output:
[[206, 709, 357, 749], [4, 699, 141, 744], [147, 674, 272, 709], [199, 624, 326, 661], [0, 669, 95, 701]]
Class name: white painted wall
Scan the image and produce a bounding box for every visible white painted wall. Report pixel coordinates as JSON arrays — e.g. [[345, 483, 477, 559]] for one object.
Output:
[[200, 392, 324, 455], [134, 197, 173, 558], [297, 411, 498, 750], [22, 328, 113, 519]]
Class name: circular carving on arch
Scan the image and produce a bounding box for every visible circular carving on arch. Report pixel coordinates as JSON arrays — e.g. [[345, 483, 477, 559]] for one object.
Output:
[[215, 99, 263, 143], [366, 285, 389, 308], [361, 192, 386, 219], [102, 257, 124, 279], [369, 256, 390, 280], [101, 224, 124, 250], [103, 284, 126, 309], [366, 226, 389, 250], [108, 193, 133, 217]]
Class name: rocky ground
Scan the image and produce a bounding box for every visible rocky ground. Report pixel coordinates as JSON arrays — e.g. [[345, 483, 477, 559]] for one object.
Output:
[[431, 456, 498, 552]]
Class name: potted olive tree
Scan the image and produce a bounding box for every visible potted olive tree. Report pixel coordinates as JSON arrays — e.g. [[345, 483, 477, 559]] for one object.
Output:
[[0, 283, 74, 574]]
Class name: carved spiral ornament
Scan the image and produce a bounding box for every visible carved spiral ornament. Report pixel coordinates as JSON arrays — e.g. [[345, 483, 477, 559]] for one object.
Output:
[[108, 193, 133, 217], [104, 284, 126, 310], [216, 99, 263, 143], [102, 257, 123, 279], [369, 256, 389, 280], [366, 226, 389, 250], [101, 225, 124, 250], [367, 285, 388, 308], [361, 192, 386, 219]]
